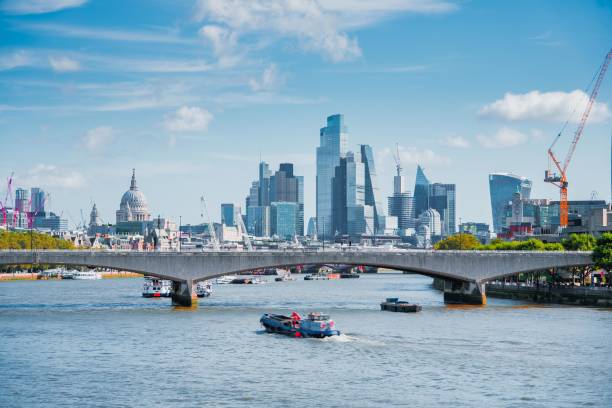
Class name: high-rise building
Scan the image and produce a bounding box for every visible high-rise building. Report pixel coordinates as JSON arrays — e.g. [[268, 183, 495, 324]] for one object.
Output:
[[246, 181, 259, 209], [271, 201, 298, 240], [387, 160, 413, 231], [316, 114, 348, 240], [307, 217, 317, 238], [360, 145, 383, 234], [269, 163, 304, 235], [413, 165, 430, 219], [246, 206, 270, 237], [418, 208, 442, 237], [429, 183, 456, 236], [14, 188, 30, 212], [30, 187, 46, 214], [331, 151, 373, 240], [489, 173, 532, 233], [258, 161, 271, 207], [221, 203, 240, 227]]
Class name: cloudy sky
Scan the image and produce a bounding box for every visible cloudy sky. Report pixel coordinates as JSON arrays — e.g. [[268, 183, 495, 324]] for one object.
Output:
[[0, 0, 611, 227]]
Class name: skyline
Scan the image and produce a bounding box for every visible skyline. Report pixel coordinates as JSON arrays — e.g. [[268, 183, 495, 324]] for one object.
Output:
[[1, 0, 611, 227]]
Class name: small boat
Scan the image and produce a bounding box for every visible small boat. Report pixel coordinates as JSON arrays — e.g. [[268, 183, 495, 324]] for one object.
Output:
[[260, 312, 340, 338], [70, 270, 102, 280], [340, 273, 360, 279], [196, 281, 213, 298], [215, 275, 237, 284], [380, 298, 422, 313], [275, 273, 295, 282], [142, 276, 172, 297], [304, 273, 329, 281], [251, 277, 266, 285]]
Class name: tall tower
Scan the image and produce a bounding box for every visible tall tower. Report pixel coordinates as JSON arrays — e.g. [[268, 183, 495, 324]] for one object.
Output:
[[413, 165, 430, 220], [316, 114, 348, 240], [488, 173, 532, 233], [360, 144, 383, 234]]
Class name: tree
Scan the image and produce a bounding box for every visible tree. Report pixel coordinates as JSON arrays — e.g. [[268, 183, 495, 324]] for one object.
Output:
[[562, 233, 596, 251], [593, 232, 612, 272], [434, 233, 481, 250]]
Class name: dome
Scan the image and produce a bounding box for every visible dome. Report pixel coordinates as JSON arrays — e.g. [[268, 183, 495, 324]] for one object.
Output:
[[120, 189, 148, 209], [116, 169, 151, 223]]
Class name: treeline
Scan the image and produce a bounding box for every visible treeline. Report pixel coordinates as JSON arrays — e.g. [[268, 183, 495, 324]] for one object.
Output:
[[0, 230, 75, 250], [434, 232, 596, 252]]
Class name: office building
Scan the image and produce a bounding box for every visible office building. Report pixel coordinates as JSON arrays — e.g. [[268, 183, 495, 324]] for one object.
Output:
[[316, 114, 348, 240], [429, 183, 456, 236], [360, 144, 383, 234], [221, 203, 241, 227], [387, 151, 413, 232], [459, 222, 491, 244], [246, 206, 270, 237], [33, 212, 68, 232], [489, 173, 532, 233], [269, 163, 304, 236], [30, 187, 46, 214], [418, 208, 442, 237], [14, 188, 29, 212], [413, 165, 430, 219], [271, 201, 298, 240]]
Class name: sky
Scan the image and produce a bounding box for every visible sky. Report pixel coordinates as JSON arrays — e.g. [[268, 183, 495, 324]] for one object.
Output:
[[0, 0, 611, 228]]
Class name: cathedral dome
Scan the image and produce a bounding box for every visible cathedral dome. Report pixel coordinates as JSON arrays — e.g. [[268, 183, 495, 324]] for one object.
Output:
[[116, 169, 151, 223]]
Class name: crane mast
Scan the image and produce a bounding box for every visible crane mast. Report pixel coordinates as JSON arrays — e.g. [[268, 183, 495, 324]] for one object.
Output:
[[545, 48, 612, 228], [200, 196, 219, 251]]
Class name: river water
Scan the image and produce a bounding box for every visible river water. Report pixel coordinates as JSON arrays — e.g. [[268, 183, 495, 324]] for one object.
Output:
[[1, 274, 611, 407]]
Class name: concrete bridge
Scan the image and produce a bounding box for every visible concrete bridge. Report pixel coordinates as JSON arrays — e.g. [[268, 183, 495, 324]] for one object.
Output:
[[0, 249, 593, 306]]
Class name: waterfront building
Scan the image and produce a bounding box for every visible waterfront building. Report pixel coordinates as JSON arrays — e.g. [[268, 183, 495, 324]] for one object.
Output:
[[14, 188, 29, 212], [271, 201, 298, 240], [360, 145, 383, 234], [30, 187, 46, 214], [316, 114, 348, 240], [489, 173, 532, 233], [116, 169, 151, 224], [429, 183, 456, 236], [413, 165, 430, 220]]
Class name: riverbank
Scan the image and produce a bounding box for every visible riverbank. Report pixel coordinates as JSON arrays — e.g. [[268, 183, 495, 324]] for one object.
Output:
[[0, 271, 141, 281], [485, 283, 612, 307]]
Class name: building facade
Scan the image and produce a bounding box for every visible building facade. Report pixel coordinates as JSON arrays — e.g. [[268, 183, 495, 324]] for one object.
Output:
[[360, 144, 383, 234], [271, 201, 298, 240], [316, 114, 348, 240], [489, 173, 532, 233], [413, 165, 430, 220], [429, 183, 456, 236]]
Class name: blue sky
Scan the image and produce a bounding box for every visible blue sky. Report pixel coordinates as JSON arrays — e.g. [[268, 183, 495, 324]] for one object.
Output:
[[0, 0, 611, 227]]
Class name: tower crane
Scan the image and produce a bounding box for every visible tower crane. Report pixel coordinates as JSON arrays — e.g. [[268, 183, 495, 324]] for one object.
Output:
[[545, 48, 612, 228], [393, 143, 402, 177], [200, 196, 220, 251]]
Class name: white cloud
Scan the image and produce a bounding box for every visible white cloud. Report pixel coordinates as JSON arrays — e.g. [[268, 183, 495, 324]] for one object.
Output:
[[378, 145, 450, 167], [199, 25, 238, 56], [21, 164, 86, 189], [477, 127, 528, 148], [195, 0, 456, 62], [49, 56, 81, 72], [82, 126, 114, 150], [479, 90, 611, 123], [249, 63, 283, 92], [442, 136, 470, 148], [164, 106, 214, 132], [1, 0, 87, 14], [0, 51, 34, 70]]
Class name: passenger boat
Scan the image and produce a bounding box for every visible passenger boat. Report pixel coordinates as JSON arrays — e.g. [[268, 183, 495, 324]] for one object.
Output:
[[260, 312, 340, 338], [196, 281, 213, 298], [215, 275, 237, 284], [142, 276, 172, 297], [72, 270, 102, 280]]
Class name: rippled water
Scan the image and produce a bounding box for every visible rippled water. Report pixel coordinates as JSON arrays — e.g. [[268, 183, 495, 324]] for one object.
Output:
[[1, 274, 611, 407]]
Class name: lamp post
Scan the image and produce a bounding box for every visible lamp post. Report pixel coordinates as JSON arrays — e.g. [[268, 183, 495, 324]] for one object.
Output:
[[179, 215, 182, 252], [459, 217, 463, 250]]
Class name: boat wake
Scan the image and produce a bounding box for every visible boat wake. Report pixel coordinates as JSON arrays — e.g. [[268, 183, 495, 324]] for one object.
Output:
[[318, 333, 357, 343]]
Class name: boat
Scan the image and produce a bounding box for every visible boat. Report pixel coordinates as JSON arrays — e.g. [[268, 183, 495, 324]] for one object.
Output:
[[304, 273, 329, 281], [260, 312, 340, 338], [251, 277, 266, 284], [72, 270, 102, 280], [275, 273, 295, 282], [215, 275, 237, 284], [380, 298, 422, 313], [196, 281, 213, 298], [142, 276, 173, 297]]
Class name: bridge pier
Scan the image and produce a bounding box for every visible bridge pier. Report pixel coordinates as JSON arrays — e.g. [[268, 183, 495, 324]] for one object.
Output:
[[442, 280, 486, 305], [171, 280, 197, 307]]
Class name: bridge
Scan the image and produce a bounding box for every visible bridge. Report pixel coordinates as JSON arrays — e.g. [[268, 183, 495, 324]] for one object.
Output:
[[0, 249, 593, 306]]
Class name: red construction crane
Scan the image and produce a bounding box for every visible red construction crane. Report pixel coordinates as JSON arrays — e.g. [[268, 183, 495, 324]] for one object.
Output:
[[1, 172, 14, 227], [545, 48, 612, 228]]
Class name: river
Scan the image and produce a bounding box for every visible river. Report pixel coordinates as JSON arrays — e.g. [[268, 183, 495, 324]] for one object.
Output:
[[1, 274, 611, 407]]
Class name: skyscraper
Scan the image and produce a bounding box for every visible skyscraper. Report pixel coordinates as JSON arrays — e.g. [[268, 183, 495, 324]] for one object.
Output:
[[221, 203, 239, 226], [30, 187, 45, 214], [429, 183, 456, 236], [316, 114, 348, 240], [360, 144, 383, 234], [271, 201, 298, 240], [387, 156, 413, 231], [413, 165, 430, 220], [258, 161, 271, 207], [489, 173, 532, 233], [14, 188, 30, 212]]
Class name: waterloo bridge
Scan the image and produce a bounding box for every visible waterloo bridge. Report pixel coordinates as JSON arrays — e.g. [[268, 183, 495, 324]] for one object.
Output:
[[0, 249, 593, 306]]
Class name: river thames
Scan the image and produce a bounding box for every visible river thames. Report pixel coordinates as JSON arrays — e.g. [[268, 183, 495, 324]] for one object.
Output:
[[1, 274, 611, 407]]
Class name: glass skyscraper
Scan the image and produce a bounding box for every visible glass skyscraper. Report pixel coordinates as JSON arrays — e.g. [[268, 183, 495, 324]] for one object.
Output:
[[271, 201, 298, 240], [413, 165, 430, 220], [488, 173, 532, 233], [429, 183, 456, 236], [360, 144, 383, 234], [316, 114, 348, 240], [388, 165, 414, 231]]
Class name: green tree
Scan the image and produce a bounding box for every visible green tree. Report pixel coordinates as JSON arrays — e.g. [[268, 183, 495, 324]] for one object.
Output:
[[593, 232, 612, 272], [0, 230, 75, 250], [562, 233, 596, 251], [434, 233, 481, 250]]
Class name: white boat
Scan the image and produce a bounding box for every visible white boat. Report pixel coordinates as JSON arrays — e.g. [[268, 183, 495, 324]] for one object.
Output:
[[72, 270, 102, 280], [196, 281, 213, 298], [142, 276, 173, 297], [61, 269, 78, 279], [215, 275, 237, 284], [251, 277, 266, 285]]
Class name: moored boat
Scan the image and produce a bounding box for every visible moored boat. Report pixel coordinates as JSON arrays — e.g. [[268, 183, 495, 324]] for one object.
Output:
[[142, 276, 172, 297], [380, 298, 422, 313], [72, 270, 102, 280], [215, 275, 237, 284], [260, 312, 340, 338], [196, 281, 213, 298]]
